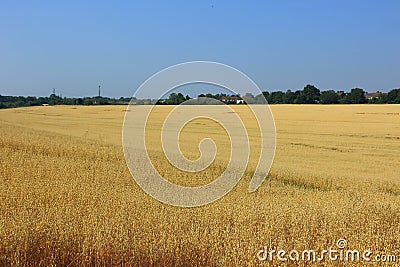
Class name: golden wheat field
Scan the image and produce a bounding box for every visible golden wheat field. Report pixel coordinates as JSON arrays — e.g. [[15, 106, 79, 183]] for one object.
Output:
[[0, 104, 399, 266]]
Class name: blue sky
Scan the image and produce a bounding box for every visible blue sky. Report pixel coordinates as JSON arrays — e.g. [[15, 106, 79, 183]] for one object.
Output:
[[1, 0, 399, 98]]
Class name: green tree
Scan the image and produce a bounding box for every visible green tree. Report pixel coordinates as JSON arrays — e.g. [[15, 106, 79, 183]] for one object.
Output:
[[298, 84, 320, 104], [270, 91, 285, 104], [320, 90, 339, 104], [387, 89, 400, 104], [83, 98, 93, 105], [167, 93, 186, 104], [254, 93, 267, 104], [48, 93, 62, 105], [283, 90, 295, 104], [243, 93, 255, 104], [262, 92, 271, 103], [340, 88, 366, 104]]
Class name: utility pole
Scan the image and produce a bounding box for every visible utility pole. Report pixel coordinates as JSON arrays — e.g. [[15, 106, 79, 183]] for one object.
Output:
[[53, 88, 56, 95], [98, 85, 101, 97]]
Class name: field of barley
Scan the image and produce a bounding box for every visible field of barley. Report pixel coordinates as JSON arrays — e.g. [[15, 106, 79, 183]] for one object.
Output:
[[0, 104, 399, 266]]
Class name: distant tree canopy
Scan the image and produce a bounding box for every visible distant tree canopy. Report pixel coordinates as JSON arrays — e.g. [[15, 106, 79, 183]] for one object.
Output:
[[320, 90, 339, 104], [340, 88, 366, 104], [262, 85, 322, 104], [156, 93, 190, 105], [1, 85, 400, 109], [0, 94, 134, 109], [387, 89, 400, 104], [187, 85, 399, 105], [298, 84, 321, 104]]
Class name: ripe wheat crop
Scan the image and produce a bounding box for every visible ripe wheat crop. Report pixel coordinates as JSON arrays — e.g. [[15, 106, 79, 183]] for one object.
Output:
[[0, 104, 399, 266]]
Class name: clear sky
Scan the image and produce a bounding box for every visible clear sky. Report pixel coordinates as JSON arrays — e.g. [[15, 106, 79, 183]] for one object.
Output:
[[1, 0, 399, 98]]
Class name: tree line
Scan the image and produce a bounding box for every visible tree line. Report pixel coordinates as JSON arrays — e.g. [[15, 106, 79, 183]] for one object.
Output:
[[260, 86, 400, 104], [0, 94, 136, 109], [1, 85, 400, 108], [157, 85, 400, 105]]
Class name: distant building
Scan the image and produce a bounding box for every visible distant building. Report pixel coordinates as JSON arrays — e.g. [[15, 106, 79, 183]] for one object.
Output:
[[236, 98, 245, 104], [220, 96, 228, 102], [219, 95, 244, 104], [337, 91, 346, 97], [365, 91, 387, 100]]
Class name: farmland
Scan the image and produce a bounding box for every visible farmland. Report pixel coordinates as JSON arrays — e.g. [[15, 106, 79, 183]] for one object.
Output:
[[0, 105, 399, 266]]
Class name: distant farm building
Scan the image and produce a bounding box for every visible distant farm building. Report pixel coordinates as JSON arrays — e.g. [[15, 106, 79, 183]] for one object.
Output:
[[219, 95, 244, 104], [365, 91, 387, 100]]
